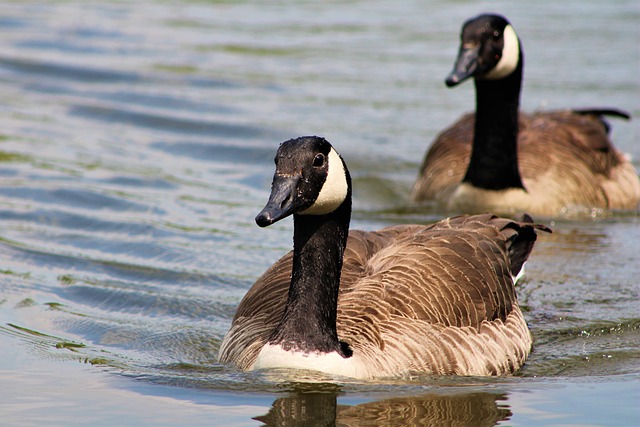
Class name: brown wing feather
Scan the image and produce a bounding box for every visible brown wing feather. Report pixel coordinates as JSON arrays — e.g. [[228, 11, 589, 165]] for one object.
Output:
[[411, 113, 473, 201], [411, 110, 640, 212], [518, 111, 640, 210], [219, 214, 547, 376]]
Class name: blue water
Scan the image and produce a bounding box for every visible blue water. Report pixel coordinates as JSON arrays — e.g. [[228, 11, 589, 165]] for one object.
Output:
[[0, 1, 638, 426]]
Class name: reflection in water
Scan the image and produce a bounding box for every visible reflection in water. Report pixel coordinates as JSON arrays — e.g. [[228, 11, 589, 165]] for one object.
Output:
[[256, 390, 510, 427], [533, 224, 610, 256]]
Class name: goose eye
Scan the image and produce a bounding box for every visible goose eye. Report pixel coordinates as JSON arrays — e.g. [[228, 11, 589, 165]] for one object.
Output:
[[313, 153, 325, 167]]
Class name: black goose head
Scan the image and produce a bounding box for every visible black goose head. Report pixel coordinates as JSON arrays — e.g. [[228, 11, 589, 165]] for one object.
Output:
[[255, 136, 350, 227], [445, 14, 521, 87]]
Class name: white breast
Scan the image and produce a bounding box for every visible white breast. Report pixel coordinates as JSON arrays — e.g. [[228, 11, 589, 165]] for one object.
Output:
[[250, 343, 372, 379], [447, 183, 532, 214]]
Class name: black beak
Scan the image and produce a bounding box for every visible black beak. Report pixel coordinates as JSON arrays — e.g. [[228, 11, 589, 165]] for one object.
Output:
[[445, 45, 480, 87], [255, 174, 301, 227]]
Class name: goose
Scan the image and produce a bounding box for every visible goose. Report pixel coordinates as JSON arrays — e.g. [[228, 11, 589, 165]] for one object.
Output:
[[410, 14, 640, 217], [219, 136, 550, 379]]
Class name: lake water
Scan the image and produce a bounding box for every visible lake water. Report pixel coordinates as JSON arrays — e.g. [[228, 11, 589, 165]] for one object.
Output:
[[0, 1, 638, 426]]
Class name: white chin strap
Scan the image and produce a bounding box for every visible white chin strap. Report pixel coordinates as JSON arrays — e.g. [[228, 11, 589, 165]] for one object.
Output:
[[484, 25, 520, 80], [300, 148, 348, 215]]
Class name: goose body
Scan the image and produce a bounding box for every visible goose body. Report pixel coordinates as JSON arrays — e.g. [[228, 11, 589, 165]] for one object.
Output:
[[410, 14, 640, 217], [219, 136, 550, 379]]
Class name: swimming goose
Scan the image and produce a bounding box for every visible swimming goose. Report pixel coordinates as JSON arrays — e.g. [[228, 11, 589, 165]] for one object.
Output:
[[219, 136, 550, 379], [410, 14, 640, 217]]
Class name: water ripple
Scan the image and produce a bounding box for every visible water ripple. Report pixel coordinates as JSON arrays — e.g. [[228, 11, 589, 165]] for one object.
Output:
[[0, 56, 140, 83], [0, 186, 158, 213], [68, 103, 269, 139]]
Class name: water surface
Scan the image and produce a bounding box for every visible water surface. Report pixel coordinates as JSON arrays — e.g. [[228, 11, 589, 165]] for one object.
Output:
[[0, 1, 638, 426]]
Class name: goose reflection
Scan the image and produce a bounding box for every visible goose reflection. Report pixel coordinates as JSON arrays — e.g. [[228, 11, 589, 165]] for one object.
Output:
[[255, 389, 511, 427]]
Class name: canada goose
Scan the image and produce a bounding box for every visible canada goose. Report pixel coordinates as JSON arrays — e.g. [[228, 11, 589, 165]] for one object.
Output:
[[219, 136, 550, 379], [410, 14, 640, 217]]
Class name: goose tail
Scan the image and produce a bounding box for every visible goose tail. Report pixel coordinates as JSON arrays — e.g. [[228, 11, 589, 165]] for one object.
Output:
[[571, 108, 631, 121], [572, 108, 631, 134], [502, 213, 552, 281]]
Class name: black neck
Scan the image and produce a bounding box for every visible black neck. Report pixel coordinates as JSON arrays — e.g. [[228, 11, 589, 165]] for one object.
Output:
[[268, 196, 352, 356], [463, 55, 525, 190]]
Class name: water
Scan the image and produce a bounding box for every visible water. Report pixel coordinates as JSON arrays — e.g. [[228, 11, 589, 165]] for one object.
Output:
[[0, 1, 638, 425]]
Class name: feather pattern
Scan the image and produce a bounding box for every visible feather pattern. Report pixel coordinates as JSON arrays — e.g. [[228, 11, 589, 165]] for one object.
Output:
[[412, 111, 640, 215], [219, 214, 547, 378]]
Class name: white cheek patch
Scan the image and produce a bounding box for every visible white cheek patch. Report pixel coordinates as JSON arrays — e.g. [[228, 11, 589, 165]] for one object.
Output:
[[484, 25, 520, 80], [300, 148, 348, 215]]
